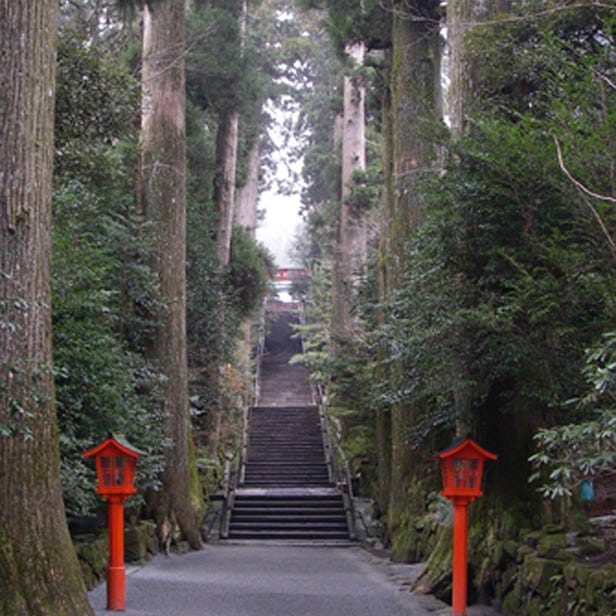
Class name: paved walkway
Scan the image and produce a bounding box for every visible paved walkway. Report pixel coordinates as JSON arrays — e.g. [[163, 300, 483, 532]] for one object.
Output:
[[88, 544, 500, 616]]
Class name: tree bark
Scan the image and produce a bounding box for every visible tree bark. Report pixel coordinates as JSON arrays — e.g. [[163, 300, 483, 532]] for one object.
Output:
[[141, 0, 203, 549], [376, 52, 394, 515], [0, 2, 93, 613], [448, 0, 509, 133], [215, 0, 248, 268], [235, 136, 260, 238], [215, 112, 241, 267], [386, 0, 442, 522], [332, 42, 367, 342]]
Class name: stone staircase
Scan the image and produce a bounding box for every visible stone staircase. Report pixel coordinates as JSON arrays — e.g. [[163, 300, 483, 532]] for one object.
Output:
[[229, 493, 348, 540], [227, 306, 350, 541], [242, 407, 330, 487]]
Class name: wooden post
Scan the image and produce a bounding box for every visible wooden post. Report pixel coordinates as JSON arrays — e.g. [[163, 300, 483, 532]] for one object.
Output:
[[452, 497, 470, 615], [107, 496, 126, 611]]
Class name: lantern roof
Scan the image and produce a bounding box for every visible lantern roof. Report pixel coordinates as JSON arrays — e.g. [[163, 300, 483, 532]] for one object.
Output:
[[82, 433, 148, 459], [435, 436, 497, 461]]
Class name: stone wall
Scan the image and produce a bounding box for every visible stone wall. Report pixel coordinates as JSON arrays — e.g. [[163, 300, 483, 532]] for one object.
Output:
[[74, 521, 158, 590], [480, 517, 616, 614], [353, 495, 616, 614]]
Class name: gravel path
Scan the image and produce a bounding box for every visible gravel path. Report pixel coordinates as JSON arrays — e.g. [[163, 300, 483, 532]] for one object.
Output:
[[88, 544, 458, 616]]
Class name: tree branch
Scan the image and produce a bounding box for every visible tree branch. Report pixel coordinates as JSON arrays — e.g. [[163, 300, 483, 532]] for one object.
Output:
[[553, 136, 616, 260]]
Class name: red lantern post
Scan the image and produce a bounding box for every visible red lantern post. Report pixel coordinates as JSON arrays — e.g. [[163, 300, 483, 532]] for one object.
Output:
[[83, 434, 147, 611], [435, 438, 497, 616]]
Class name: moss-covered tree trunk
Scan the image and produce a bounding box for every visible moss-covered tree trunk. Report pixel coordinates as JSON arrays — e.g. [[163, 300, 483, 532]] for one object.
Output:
[[141, 0, 203, 549], [376, 52, 394, 515], [0, 2, 93, 613], [385, 0, 442, 534]]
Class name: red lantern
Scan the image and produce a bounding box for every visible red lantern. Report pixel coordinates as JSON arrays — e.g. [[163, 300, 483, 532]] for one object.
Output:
[[83, 434, 146, 611], [434, 438, 497, 616], [437, 438, 496, 500]]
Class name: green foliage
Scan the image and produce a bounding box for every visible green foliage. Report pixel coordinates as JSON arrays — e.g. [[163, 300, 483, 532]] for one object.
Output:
[[297, 0, 391, 52], [289, 261, 332, 387], [227, 227, 275, 320], [374, 110, 614, 449], [55, 31, 139, 178], [344, 168, 375, 211], [186, 7, 245, 114], [53, 180, 166, 516], [371, 5, 615, 450], [529, 333, 616, 500], [52, 33, 165, 516], [186, 3, 271, 123], [298, 46, 343, 213]]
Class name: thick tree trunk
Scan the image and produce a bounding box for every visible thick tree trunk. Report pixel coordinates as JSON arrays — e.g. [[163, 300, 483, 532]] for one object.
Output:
[[0, 2, 93, 614], [235, 137, 260, 238], [386, 0, 442, 523], [448, 0, 509, 133], [376, 51, 394, 515], [215, 112, 240, 267], [332, 42, 367, 341], [447, 0, 511, 435], [141, 0, 203, 549], [215, 0, 248, 267]]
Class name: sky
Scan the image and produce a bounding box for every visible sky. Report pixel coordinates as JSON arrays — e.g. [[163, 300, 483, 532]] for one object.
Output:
[[256, 191, 303, 269], [255, 92, 305, 270]]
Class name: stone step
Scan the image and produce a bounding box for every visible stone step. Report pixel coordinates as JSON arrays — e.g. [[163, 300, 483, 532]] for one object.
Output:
[[230, 522, 348, 532], [227, 529, 350, 540], [233, 508, 344, 516]]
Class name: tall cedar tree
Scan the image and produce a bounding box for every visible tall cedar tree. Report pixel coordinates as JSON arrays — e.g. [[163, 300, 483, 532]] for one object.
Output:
[[215, 0, 248, 267], [331, 42, 367, 341], [0, 1, 94, 613], [382, 0, 442, 526], [140, 0, 203, 547]]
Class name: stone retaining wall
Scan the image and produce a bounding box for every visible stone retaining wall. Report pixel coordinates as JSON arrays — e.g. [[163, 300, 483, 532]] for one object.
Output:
[[74, 521, 158, 590], [487, 518, 616, 615]]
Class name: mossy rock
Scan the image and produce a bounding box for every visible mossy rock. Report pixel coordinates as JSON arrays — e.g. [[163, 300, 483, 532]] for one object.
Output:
[[552, 548, 577, 564], [172, 540, 191, 554], [524, 531, 541, 548], [121, 521, 157, 563], [79, 559, 97, 591], [585, 576, 614, 612], [521, 554, 563, 596], [75, 536, 108, 590], [140, 521, 157, 555], [390, 512, 429, 563], [501, 587, 522, 614], [498, 563, 519, 596], [586, 564, 616, 593], [124, 527, 147, 562], [503, 540, 519, 560], [543, 524, 565, 535], [575, 536, 606, 557], [537, 531, 567, 558], [489, 540, 508, 569], [516, 545, 534, 563], [563, 562, 580, 589], [574, 563, 593, 587], [525, 595, 543, 616]]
